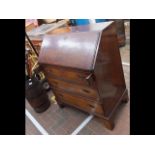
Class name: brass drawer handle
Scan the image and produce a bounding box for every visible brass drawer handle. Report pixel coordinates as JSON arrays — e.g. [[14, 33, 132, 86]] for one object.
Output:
[[46, 70, 52, 74], [52, 81, 58, 85], [82, 89, 90, 93], [77, 74, 85, 78], [57, 94, 63, 98], [46, 68, 54, 73], [88, 104, 95, 108]]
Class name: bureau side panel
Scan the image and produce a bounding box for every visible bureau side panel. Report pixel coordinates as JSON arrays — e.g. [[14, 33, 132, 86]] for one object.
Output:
[[94, 22, 127, 118]]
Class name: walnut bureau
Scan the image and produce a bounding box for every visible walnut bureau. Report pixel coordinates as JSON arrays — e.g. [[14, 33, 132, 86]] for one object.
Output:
[[38, 21, 128, 130]]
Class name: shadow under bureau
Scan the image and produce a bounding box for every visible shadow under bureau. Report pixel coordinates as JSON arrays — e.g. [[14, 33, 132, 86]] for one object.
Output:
[[38, 21, 129, 130]]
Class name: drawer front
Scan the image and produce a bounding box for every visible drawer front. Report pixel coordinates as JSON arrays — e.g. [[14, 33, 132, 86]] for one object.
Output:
[[48, 77, 99, 100], [55, 91, 104, 115], [42, 65, 94, 87]]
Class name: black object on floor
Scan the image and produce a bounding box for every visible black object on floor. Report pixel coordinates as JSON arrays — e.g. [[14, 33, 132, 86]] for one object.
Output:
[[26, 77, 50, 113]]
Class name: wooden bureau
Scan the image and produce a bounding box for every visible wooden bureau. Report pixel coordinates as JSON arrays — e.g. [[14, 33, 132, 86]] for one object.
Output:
[[38, 21, 128, 130]]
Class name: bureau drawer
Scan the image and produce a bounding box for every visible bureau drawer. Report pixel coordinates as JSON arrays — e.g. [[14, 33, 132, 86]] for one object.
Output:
[[48, 78, 99, 100], [55, 91, 104, 115], [42, 65, 94, 87]]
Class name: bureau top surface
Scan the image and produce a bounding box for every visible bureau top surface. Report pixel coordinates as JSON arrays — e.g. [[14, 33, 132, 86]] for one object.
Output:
[[70, 21, 113, 33], [39, 31, 101, 70]]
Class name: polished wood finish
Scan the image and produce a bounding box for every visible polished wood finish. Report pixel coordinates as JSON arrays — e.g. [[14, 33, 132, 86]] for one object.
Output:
[[55, 91, 104, 115], [39, 21, 128, 130], [47, 77, 99, 100], [39, 31, 100, 70], [41, 64, 92, 86]]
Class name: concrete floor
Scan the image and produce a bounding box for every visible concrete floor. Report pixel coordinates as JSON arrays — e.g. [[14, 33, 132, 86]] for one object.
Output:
[[26, 21, 130, 135]]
